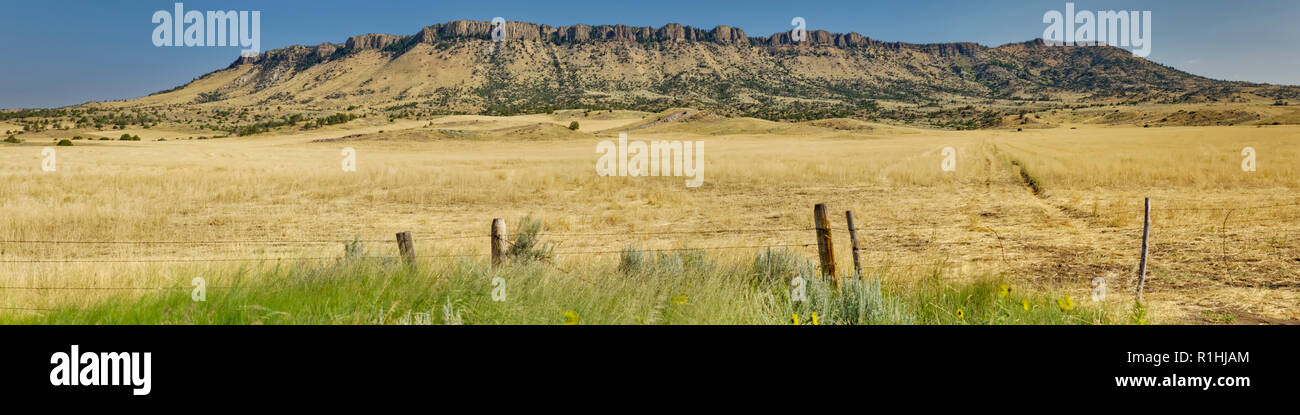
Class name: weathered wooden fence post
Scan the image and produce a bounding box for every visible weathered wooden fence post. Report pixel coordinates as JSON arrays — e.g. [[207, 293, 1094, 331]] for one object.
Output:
[[845, 210, 863, 279], [1136, 197, 1150, 302], [813, 204, 838, 286], [396, 231, 416, 267], [491, 218, 507, 268]]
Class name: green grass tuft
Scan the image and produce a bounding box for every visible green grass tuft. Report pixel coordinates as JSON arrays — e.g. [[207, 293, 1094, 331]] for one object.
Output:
[[2, 248, 1126, 325]]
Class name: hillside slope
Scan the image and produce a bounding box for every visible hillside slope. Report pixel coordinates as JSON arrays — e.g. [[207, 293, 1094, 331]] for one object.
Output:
[[122, 20, 1299, 125]]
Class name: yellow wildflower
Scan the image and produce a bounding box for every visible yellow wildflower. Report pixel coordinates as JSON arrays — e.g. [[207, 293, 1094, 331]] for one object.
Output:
[[956, 308, 965, 319], [563, 310, 579, 325], [811, 312, 820, 325], [1057, 295, 1075, 312], [998, 284, 1011, 297], [671, 295, 688, 305], [1022, 299, 1030, 311]]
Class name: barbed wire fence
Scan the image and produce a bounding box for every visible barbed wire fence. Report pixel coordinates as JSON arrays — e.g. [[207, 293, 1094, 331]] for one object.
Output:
[[0, 198, 1296, 313]]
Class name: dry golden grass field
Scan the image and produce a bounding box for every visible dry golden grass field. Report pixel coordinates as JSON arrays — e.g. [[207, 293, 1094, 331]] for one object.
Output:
[[1, 107, 1297, 323]]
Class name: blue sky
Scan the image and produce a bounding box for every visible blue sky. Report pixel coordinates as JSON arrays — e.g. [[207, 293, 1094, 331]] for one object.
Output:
[[2, 0, 1298, 109]]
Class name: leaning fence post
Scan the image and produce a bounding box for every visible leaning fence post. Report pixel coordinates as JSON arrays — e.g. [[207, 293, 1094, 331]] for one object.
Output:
[[491, 218, 507, 268], [1136, 198, 1150, 302], [396, 231, 416, 267], [845, 210, 863, 279], [813, 204, 838, 286]]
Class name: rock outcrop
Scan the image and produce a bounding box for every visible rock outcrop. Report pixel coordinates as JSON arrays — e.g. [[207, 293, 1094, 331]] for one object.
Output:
[[233, 19, 996, 65], [194, 18, 1292, 119], [345, 33, 402, 51]]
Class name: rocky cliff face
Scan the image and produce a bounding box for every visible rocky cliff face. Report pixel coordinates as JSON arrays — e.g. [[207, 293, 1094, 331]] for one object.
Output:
[[234, 19, 996, 68], [417, 20, 721, 43], [345, 33, 402, 51], [188, 20, 1296, 122]]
